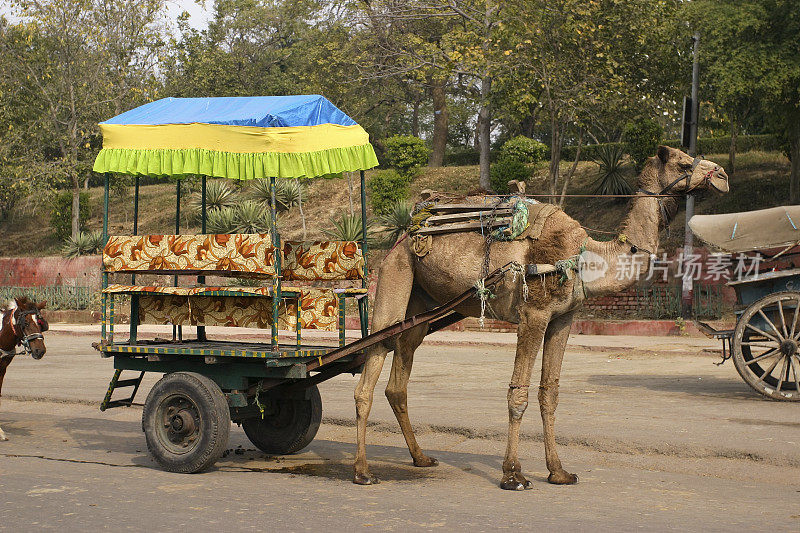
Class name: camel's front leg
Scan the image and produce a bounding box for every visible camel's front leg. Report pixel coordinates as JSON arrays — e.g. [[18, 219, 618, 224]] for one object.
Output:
[[385, 295, 436, 467], [539, 310, 578, 484], [501, 308, 549, 490], [353, 242, 416, 485]]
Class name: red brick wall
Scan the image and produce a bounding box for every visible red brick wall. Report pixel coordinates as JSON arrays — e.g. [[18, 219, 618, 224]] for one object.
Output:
[[0, 256, 102, 287]]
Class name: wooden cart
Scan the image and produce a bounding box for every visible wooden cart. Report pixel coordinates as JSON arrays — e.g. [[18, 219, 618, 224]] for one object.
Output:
[[690, 206, 800, 401], [93, 96, 499, 472]]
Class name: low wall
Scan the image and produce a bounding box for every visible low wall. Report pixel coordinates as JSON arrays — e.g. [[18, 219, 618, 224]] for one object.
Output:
[[0, 256, 102, 288]]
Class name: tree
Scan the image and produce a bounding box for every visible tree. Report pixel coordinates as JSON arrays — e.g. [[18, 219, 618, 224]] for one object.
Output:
[[504, 0, 686, 205], [1, 0, 167, 238], [689, 0, 800, 197]]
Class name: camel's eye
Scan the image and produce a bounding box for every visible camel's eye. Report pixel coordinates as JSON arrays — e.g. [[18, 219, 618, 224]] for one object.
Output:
[[678, 162, 693, 171]]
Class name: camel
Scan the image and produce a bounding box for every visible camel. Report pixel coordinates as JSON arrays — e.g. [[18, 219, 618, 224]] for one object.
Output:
[[353, 145, 729, 489]]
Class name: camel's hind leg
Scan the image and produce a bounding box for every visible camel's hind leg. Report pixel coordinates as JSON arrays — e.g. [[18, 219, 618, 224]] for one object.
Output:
[[539, 310, 578, 484], [353, 244, 416, 485], [501, 307, 549, 490], [385, 293, 437, 467]]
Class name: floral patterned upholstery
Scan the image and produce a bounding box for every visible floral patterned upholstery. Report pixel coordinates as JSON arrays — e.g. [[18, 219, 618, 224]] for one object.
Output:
[[281, 241, 364, 281], [103, 233, 275, 276], [102, 234, 368, 331], [136, 289, 339, 331]]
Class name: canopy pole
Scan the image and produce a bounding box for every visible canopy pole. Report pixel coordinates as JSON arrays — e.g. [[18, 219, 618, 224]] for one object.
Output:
[[197, 175, 207, 342], [131, 176, 139, 285], [270, 176, 280, 350], [103, 173, 110, 244], [102, 173, 110, 343], [133, 176, 139, 235], [173, 180, 181, 342], [360, 170, 369, 336]]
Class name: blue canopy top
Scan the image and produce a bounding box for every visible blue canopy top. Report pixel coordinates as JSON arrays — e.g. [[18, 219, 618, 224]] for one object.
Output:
[[101, 95, 358, 128]]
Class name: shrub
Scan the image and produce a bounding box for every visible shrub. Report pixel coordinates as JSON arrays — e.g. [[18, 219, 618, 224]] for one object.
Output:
[[110, 174, 133, 199], [368, 169, 411, 216], [50, 191, 91, 239], [246, 179, 304, 212], [498, 136, 547, 165], [379, 200, 413, 244], [191, 180, 237, 214], [0, 176, 28, 220], [206, 207, 237, 234], [623, 118, 663, 171], [592, 144, 633, 196], [490, 159, 530, 194], [444, 148, 481, 166], [382, 135, 430, 174], [323, 211, 373, 243], [62, 231, 103, 258], [234, 201, 273, 234]]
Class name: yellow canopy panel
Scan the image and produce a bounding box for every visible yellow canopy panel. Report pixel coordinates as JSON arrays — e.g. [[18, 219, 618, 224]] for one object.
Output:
[[92, 95, 379, 180]]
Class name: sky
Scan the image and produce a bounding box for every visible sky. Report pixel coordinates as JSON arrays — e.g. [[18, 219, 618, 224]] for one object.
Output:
[[167, 0, 212, 29], [0, 0, 213, 30]]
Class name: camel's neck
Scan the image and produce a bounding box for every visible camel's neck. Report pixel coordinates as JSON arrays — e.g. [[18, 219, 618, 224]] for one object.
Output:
[[583, 160, 677, 296]]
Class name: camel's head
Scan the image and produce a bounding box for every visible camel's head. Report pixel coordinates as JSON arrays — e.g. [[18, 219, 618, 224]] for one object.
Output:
[[653, 145, 729, 195]]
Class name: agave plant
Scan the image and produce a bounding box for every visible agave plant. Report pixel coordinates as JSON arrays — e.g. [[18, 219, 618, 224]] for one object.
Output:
[[234, 200, 273, 234], [206, 206, 237, 234], [246, 179, 303, 212], [379, 200, 413, 244], [323, 211, 373, 243], [190, 180, 237, 214], [592, 144, 633, 196], [62, 231, 101, 258], [87, 231, 106, 253]]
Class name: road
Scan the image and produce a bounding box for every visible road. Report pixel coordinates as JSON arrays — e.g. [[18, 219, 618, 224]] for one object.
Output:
[[1, 330, 799, 531]]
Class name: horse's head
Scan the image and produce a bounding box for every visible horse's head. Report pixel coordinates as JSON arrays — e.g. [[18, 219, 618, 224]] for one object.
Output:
[[11, 298, 47, 359]]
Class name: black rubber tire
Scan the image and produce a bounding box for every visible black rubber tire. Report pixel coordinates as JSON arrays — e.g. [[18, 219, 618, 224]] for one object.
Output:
[[242, 385, 322, 455], [142, 372, 231, 473]]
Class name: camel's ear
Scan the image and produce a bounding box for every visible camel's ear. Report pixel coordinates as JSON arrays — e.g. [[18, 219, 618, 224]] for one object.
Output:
[[657, 145, 671, 165], [37, 300, 47, 310]]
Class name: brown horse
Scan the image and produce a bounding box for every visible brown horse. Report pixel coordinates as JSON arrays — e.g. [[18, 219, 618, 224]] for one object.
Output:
[[0, 297, 47, 441]]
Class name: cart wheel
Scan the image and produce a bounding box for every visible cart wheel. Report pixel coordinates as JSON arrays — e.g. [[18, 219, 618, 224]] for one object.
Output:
[[732, 291, 800, 401], [142, 372, 231, 473], [242, 385, 322, 455]]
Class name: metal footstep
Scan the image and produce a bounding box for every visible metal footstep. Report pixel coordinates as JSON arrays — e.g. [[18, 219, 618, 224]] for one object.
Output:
[[100, 369, 145, 411]]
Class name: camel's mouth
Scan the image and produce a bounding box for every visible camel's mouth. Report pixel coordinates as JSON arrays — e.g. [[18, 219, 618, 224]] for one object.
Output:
[[708, 170, 730, 194]]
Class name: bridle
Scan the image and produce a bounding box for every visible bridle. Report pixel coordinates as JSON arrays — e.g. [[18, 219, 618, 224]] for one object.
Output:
[[623, 155, 725, 255], [0, 307, 45, 359], [636, 155, 728, 232]]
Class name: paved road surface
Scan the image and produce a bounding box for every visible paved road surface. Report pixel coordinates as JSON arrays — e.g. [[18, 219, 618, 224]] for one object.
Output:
[[1, 331, 798, 531]]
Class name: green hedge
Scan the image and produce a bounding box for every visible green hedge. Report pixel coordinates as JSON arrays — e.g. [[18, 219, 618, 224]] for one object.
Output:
[[440, 134, 779, 167], [562, 134, 780, 162]]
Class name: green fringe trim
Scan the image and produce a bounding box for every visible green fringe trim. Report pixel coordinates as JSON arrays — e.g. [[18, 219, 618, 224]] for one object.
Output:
[[92, 144, 379, 180]]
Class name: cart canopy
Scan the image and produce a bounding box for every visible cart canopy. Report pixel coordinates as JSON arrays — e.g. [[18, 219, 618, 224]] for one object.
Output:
[[92, 95, 379, 180], [689, 205, 800, 253]]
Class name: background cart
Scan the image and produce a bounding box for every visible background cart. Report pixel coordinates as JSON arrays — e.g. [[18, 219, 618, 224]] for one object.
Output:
[[690, 206, 800, 401]]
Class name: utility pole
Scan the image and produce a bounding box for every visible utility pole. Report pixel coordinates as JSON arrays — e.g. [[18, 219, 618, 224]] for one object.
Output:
[[682, 31, 701, 318]]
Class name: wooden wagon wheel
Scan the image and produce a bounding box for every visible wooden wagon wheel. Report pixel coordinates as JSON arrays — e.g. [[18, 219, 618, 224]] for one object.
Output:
[[732, 291, 800, 401]]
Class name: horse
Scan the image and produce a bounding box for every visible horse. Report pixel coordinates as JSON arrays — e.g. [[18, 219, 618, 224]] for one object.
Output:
[[0, 297, 48, 441]]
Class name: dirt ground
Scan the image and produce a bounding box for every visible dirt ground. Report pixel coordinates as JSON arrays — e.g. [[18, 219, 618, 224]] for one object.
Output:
[[1, 331, 799, 531]]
